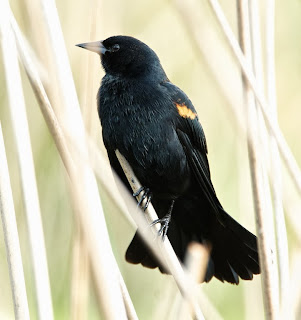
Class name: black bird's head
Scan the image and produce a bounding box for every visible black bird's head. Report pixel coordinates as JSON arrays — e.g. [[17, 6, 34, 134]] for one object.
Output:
[[76, 35, 165, 79]]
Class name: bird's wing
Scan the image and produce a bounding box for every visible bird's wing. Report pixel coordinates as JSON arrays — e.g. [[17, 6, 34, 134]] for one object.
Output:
[[162, 81, 225, 224]]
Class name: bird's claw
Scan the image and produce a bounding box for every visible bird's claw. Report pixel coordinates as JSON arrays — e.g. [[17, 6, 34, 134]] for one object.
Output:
[[133, 186, 152, 211], [133, 187, 144, 197], [150, 214, 171, 240], [150, 200, 174, 239]]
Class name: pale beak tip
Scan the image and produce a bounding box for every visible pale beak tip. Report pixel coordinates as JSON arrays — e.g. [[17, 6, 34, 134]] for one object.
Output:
[[76, 43, 85, 48], [75, 41, 106, 55]]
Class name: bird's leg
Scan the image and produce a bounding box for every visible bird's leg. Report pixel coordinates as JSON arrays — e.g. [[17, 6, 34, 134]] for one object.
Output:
[[133, 186, 153, 211], [151, 200, 175, 239]]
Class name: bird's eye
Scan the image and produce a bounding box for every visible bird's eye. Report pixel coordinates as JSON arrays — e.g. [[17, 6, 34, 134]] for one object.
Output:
[[111, 44, 120, 52]]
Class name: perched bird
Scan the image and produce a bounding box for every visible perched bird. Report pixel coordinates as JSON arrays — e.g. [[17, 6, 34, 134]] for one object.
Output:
[[76, 36, 260, 284]]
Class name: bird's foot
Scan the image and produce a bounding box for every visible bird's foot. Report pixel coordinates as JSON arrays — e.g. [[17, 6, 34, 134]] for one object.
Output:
[[133, 186, 152, 211], [150, 200, 175, 239], [150, 214, 171, 239]]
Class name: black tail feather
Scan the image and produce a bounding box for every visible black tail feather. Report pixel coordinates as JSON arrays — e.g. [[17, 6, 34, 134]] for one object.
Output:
[[125, 207, 260, 284], [208, 209, 260, 283]]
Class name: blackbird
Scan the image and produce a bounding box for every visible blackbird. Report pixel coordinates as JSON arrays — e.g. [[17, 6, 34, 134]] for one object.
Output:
[[76, 36, 260, 284]]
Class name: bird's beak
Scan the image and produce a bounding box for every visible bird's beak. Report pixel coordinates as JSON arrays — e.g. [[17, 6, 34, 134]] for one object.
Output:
[[76, 41, 107, 55]]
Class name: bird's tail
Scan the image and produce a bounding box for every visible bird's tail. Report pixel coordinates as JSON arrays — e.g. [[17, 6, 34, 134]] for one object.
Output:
[[204, 208, 260, 284], [126, 207, 260, 284]]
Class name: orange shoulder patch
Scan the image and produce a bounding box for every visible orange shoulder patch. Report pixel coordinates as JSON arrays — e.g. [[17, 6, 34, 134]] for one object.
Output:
[[175, 103, 197, 120]]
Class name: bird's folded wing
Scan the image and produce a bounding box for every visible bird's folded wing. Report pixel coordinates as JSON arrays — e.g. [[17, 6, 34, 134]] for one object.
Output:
[[162, 80, 225, 224], [176, 128, 225, 225]]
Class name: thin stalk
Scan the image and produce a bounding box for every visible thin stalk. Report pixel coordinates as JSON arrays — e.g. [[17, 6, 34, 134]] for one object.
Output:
[[178, 243, 210, 320], [236, 0, 279, 318], [119, 275, 139, 320], [72, 6, 101, 315], [249, 0, 281, 308], [290, 252, 301, 318], [0, 2, 54, 319], [265, 0, 290, 316], [0, 124, 30, 320], [70, 229, 89, 320]]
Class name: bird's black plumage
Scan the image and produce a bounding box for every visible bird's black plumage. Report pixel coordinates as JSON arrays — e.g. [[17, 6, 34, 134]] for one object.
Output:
[[77, 35, 260, 284]]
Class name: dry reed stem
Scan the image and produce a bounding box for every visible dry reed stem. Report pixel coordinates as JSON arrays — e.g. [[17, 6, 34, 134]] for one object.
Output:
[[119, 275, 139, 320], [178, 243, 210, 320], [248, 0, 279, 277], [264, 1, 290, 316], [186, 243, 210, 285], [72, 6, 102, 314], [248, 0, 283, 308], [290, 251, 301, 318], [0, 3, 54, 319], [70, 229, 89, 320], [236, 0, 279, 318], [283, 189, 301, 316], [0, 124, 30, 320], [73, 42, 96, 312]]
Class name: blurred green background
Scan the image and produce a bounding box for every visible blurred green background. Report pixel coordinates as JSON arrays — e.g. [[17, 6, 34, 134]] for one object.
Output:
[[0, 0, 301, 319]]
